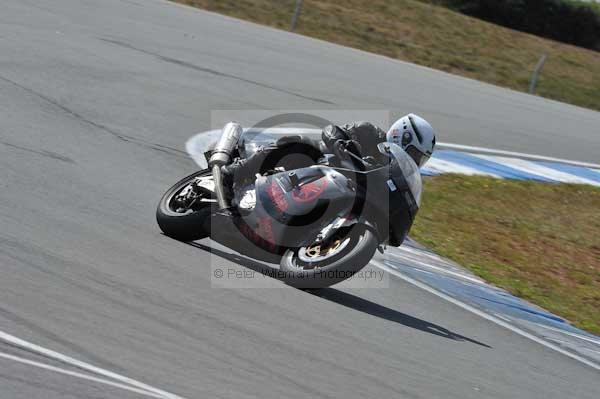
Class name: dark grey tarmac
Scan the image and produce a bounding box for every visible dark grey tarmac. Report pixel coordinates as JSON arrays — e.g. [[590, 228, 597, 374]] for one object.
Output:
[[1, 1, 599, 398]]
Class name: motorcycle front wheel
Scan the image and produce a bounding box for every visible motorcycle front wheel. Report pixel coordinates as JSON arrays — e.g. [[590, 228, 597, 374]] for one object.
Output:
[[279, 226, 378, 289], [156, 170, 214, 241]]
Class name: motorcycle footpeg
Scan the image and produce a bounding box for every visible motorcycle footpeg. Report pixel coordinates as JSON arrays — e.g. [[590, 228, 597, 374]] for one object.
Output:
[[214, 207, 239, 218]]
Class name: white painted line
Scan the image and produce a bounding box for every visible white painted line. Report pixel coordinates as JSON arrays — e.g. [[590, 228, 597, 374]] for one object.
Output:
[[581, 347, 600, 356], [394, 245, 449, 263], [393, 245, 466, 269], [371, 260, 600, 371], [413, 268, 435, 276], [186, 132, 600, 173], [437, 142, 600, 169], [423, 157, 500, 178], [390, 245, 485, 281], [185, 130, 221, 169], [0, 330, 185, 399], [385, 252, 485, 285], [471, 154, 600, 186], [494, 313, 513, 323], [535, 323, 600, 347], [0, 352, 163, 398], [186, 128, 323, 169]]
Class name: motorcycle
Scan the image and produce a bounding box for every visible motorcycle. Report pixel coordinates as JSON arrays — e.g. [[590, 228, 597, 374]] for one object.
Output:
[[157, 122, 422, 288]]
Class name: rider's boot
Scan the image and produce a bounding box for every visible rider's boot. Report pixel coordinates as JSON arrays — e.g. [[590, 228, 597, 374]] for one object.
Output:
[[220, 146, 276, 210]]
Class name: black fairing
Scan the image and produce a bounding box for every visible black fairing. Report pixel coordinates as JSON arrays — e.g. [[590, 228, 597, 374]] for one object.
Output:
[[332, 156, 419, 247], [221, 141, 419, 255], [385, 176, 418, 246], [380, 154, 419, 246], [232, 161, 418, 253], [232, 166, 357, 252]]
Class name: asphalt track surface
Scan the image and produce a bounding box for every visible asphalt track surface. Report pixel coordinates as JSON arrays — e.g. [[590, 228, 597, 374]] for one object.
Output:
[[1, 1, 599, 398]]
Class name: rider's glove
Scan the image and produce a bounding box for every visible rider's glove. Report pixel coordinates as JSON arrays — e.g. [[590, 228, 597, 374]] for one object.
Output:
[[342, 140, 363, 157]]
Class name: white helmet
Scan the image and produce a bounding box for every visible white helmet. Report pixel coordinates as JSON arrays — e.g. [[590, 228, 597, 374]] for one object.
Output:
[[386, 113, 436, 167]]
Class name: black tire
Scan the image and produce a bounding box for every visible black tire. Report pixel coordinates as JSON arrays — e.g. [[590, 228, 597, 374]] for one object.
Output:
[[279, 226, 378, 289], [156, 170, 214, 241]]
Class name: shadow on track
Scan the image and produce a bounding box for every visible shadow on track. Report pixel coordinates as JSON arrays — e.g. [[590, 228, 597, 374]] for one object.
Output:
[[310, 289, 491, 348], [187, 241, 280, 274], [187, 241, 491, 348]]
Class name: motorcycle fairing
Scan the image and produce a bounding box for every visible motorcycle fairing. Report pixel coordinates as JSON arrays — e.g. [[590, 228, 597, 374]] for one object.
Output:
[[328, 154, 419, 247], [234, 166, 358, 252]]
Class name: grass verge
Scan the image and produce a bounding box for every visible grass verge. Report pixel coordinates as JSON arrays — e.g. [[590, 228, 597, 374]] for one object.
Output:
[[174, 0, 600, 111], [411, 175, 600, 335]]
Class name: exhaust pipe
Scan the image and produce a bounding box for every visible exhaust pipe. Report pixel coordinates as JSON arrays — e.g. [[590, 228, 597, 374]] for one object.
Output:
[[209, 122, 244, 167], [209, 122, 243, 209]]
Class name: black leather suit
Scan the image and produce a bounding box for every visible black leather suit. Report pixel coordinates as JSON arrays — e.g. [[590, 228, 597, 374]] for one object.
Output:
[[222, 122, 388, 186]]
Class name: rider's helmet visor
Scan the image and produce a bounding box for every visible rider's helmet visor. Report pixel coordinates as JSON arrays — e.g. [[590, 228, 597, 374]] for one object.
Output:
[[405, 145, 429, 167]]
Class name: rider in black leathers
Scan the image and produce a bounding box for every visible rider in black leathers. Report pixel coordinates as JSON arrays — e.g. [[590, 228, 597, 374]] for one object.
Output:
[[221, 121, 387, 187]]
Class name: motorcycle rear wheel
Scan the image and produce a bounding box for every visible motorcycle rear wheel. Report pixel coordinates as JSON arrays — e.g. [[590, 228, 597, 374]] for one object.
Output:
[[279, 226, 378, 289]]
